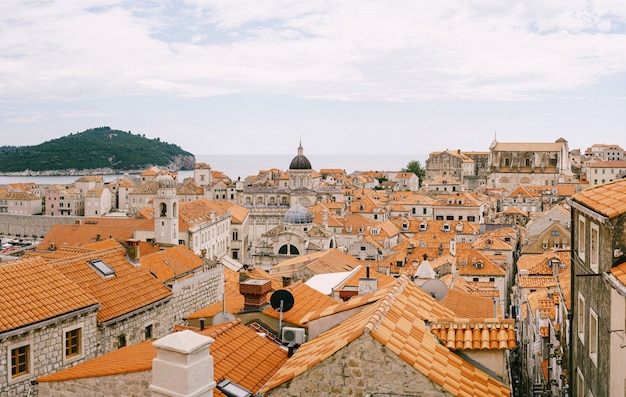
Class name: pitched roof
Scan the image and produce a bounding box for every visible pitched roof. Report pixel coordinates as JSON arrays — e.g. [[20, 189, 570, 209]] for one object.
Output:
[[261, 281, 339, 327], [37, 218, 151, 250], [42, 243, 172, 323], [0, 258, 99, 333], [261, 276, 510, 396], [570, 178, 626, 218], [36, 320, 288, 396], [139, 244, 204, 283]]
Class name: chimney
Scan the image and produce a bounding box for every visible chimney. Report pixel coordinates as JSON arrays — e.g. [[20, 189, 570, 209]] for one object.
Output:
[[126, 239, 141, 261], [151, 331, 216, 397], [96, 233, 101, 241], [199, 318, 205, 331], [358, 265, 378, 296], [239, 279, 272, 309]]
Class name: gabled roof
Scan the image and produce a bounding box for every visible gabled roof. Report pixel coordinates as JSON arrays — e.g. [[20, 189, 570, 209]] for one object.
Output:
[[570, 178, 626, 218], [41, 242, 172, 323], [440, 288, 499, 319], [179, 198, 229, 231], [301, 248, 361, 275], [36, 219, 151, 251], [261, 276, 510, 396], [139, 244, 204, 283], [261, 281, 339, 327], [0, 258, 100, 333]]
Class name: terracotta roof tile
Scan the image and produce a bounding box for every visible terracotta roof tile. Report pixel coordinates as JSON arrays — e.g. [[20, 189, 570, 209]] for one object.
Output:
[[262, 276, 509, 396], [139, 244, 204, 283], [430, 320, 516, 351], [0, 258, 99, 332], [43, 243, 173, 323], [37, 320, 288, 396], [571, 178, 626, 218]]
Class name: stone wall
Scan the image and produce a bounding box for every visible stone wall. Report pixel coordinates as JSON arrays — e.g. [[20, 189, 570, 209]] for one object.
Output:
[[170, 265, 224, 323], [0, 311, 98, 397], [267, 333, 453, 397], [97, 264, 223, 355], [0, 214, 79, 238], [38, 370, 151, 397]]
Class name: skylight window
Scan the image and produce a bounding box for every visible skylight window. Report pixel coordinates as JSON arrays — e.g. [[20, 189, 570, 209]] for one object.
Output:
[[216, 379, 252, 397], [89, 259, 115, 278]]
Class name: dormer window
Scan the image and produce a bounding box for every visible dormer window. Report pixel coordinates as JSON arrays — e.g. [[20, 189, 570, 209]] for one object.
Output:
[[472, 261, 483, 269], [402, 222, 409, 230], [442, 223, 450, 232], [419, 222, 427, 231]]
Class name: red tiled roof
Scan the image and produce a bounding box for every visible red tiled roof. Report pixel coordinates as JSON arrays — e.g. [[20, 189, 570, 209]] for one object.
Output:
[[262, 276, 510, 396], [0, 258, 99, 332]]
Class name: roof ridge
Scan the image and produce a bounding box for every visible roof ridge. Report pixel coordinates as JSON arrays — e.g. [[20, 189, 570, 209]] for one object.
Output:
[[364, 275, 408, 333]]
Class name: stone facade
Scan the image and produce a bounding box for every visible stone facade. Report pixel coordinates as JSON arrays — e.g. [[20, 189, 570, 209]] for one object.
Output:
[[1, 311, 99, 397], [99, 265, 223, 355], [267, 333, 453, 397], [38, 371, 151, 397], [568, 198, 626, 397]]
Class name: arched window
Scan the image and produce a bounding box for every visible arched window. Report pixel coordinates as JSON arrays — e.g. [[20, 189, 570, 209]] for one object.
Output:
[[160, 203, 167, 217], [232, 229, 239, 241]]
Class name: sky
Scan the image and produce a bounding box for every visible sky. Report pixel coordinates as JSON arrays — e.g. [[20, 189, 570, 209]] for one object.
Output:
[[2, 1, 626, 156]]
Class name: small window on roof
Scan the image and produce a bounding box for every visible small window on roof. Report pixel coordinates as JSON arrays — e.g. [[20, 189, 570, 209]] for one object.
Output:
[[89, 259, 115, 278]]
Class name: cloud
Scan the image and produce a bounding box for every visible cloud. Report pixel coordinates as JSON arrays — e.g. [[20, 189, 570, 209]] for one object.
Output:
[[1, 0, 626, 102]]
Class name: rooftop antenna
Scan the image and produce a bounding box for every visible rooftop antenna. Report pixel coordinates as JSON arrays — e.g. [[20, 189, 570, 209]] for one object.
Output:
[[213, 288, 235, 325], [270, 289, 295, 338]]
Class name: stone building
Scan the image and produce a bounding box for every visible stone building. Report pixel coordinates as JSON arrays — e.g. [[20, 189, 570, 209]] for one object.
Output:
[[424, 149, 490, 191], [488, 138, 572, 191], [36, 322, 288, 397], [1, 239, 223, 397], [568, 178, 626, 397], [260, 276, 512, 397], [0, 258, 100, 397]]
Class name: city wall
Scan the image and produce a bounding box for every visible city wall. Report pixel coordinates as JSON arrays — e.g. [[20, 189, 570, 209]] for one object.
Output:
[[0, 215, 80, 238]]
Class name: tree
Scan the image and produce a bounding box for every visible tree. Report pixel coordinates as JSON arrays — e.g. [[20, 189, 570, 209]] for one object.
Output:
[[403, 160, 425, 187]]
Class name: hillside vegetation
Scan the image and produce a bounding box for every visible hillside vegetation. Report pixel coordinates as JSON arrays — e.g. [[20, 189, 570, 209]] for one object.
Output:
[[0, 127, 195, 174]]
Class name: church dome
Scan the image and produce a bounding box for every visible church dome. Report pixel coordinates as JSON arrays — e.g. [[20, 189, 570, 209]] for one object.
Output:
[[284, 203, 313, 224], [156, 173, 176, 188], [289, 142, 312, 170]]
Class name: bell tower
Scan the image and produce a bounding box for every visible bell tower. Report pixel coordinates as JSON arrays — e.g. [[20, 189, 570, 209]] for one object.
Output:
[[154, 174, 179, 245]]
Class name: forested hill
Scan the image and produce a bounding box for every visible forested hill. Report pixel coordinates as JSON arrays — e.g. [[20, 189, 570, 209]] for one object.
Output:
[[0, 127, 196, 175]]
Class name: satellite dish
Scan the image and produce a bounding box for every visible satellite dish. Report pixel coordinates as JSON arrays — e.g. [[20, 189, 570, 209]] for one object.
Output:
[[270, 289, 295, 312], [213, 311, 236, 325], [420, 279, 448, 301]]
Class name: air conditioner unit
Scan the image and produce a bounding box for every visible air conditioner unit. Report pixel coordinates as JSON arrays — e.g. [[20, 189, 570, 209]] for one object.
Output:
[[282, 327, 306, 345]]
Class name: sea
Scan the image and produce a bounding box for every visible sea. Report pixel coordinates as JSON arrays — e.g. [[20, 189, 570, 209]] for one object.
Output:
[[0, 153, 427, 186]]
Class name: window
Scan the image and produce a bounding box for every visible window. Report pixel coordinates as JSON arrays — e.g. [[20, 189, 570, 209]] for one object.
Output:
[[589, 309, 598, 365], [65, 328, 81, 359], [10, 344, 29, 379], [145, 324, 153, 340], [578, 293, 585, 344], [578, 216, 586, 260], [118, 334, 126, 348], [590, 223, 599, 273], [89, 259, 115, 278], [576, 368, 584, 397]]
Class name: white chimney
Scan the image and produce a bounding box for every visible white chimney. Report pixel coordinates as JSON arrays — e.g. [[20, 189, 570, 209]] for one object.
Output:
[[150, 330, 216, 397]]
